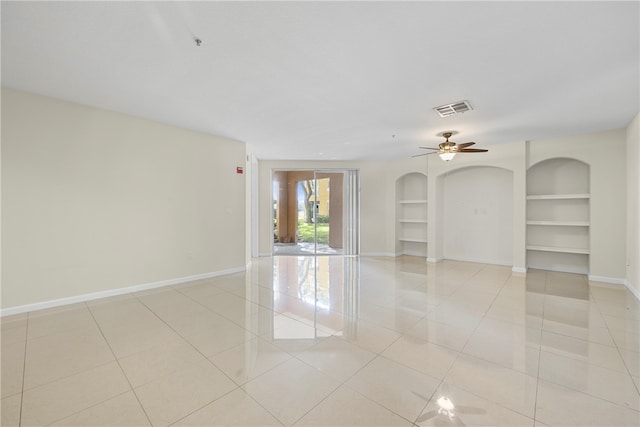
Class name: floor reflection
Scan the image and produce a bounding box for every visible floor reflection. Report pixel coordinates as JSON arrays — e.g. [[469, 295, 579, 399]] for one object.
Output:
[[270, 256, 357, 340], [5, 255, 639, 426]]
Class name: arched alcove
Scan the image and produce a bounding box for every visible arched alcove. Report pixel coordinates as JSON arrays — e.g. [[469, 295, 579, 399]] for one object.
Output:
[[526, 158, 590, 274], [440, 166, 514, 265], [396, 172, 428, 256]]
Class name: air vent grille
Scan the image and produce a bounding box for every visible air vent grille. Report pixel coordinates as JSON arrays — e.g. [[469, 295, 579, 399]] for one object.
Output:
[[434, 100, 473, 117]]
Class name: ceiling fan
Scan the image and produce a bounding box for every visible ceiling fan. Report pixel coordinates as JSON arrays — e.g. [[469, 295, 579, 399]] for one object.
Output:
[[414, 132, 488, 161]]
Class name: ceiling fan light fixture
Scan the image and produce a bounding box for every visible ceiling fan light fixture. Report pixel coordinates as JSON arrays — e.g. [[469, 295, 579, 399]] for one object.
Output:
[[439, 152, 456, 161]]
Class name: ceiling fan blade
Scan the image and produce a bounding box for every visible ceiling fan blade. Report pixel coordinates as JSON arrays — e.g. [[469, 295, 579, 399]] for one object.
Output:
[[415, 410, 439, 423], [458, 406, 487, 415], [419, 146, 440, 150], [456, 142, 476, 149], [413, 151, 439, 157], [458, 148, 488, 153]]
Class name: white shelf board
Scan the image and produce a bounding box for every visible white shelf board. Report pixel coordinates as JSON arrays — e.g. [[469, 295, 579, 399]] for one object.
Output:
[[399, 219, 428, 223], [526, 245, 589, 255], [526, 194, 590, 200], [526, 220, 589, 227], [399, 238, 428, 243], [398, 200, 427, 204]]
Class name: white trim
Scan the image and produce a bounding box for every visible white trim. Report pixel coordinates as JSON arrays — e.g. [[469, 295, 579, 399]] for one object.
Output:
[[0, 267, 246, 317], [443, 255, 512, 267], [624, 280, 640, 301], [588, 276, 640, 302], [426, 257, 443, 263], [624, 280, 640, 302], [399, 250, 428, 257], [250, 154, 259, 259], [588, 275, 626, 285], [512, 267, 527, 275], [259, 252, 272, 257]]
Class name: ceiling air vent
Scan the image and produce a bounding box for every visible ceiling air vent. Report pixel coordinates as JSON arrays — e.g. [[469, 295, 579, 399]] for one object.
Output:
[[433, 100, 473, 117]]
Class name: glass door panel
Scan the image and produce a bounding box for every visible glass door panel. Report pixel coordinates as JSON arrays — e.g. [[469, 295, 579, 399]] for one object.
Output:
[[272, 169, 358, 256]]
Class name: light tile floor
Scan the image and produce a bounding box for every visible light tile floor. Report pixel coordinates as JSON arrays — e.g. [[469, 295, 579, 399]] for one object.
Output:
[[2, 256, 639, 426]]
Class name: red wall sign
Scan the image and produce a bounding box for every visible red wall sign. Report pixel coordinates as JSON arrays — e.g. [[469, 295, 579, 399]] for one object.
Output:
[[236, 167, 244, 174]]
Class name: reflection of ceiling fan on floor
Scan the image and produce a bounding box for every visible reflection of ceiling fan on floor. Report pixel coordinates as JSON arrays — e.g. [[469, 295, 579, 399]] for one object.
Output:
[[414, 132, 488, 161]]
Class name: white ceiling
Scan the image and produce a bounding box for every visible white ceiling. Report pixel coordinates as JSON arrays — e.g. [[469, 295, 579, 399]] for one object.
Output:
[[2, 1, 638, 160]]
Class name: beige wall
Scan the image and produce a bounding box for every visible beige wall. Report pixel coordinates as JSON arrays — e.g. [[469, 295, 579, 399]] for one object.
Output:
[[3, 88, 634, 312], [2, 88, 247, 310], [627, 113, 640, 297], [528, 129, 627, 281]]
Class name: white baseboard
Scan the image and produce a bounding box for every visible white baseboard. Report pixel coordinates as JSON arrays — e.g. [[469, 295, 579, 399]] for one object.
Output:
[[588, 275, 639, 302], [0, 266, 247, 317], [443, 255, 512, 267], [426, 257, 443, 263], [399, 251, 428, 257], [588, 275, 626, 285], [625, 279, 640, 302], [512, 267, 527, 276]]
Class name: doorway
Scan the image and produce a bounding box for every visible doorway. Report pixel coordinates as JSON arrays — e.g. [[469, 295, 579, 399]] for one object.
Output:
[[272, 169, 359, 256]]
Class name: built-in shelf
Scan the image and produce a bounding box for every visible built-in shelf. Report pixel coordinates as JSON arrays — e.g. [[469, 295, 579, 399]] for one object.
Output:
[[399, 238, 428, 243], [398, 200, 427, 204], [526, 245, 590, 255], [526, 158, 590, 274], [526, 220, 589, 227], [526, 194, 590, 200], [397, 174, 428, 256]]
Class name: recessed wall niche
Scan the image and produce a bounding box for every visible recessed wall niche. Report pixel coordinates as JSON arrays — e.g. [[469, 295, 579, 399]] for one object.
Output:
[[441, 166, 514, 265], [526, 158, 590, 274], [396, 172, 428, 256]]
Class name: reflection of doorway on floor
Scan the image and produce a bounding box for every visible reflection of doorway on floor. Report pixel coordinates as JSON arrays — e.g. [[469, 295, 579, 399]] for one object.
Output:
[[273, 242, 340, 255]]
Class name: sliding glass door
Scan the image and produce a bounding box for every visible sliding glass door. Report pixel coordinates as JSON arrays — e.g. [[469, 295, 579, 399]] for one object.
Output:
[[272, 169, 359, 256]]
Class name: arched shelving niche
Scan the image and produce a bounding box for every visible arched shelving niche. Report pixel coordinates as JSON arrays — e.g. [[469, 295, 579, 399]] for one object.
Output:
[[526, 158, 590, 274], [396, 172, 428, 256]]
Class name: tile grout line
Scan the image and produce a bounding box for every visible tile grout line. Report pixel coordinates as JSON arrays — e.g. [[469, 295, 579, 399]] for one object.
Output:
[[85, 302, 154, 427], [136, 285, 297, 426], [428, 266, 539, 425], [532, 271, 549, 426], [410, 264, 513, 425], [18, 312, 29, 427], [413, 263, 495, 425], [133, 295, 243, 384], [589, 289, 640, 397], [285, 355, 370, 426], [132, 293, 288, 425], [151, 281, 375, 426], [16, 306, 132, 426], [538, 278, 640, 412], [278, 313, 412, 425]]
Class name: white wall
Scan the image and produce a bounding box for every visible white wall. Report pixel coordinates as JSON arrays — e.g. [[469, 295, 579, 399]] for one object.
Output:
[[2, 88, 247, 310], [627, 113, 640, 297], [528, 129, 627, 281], [443, 166, 514, 265]]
